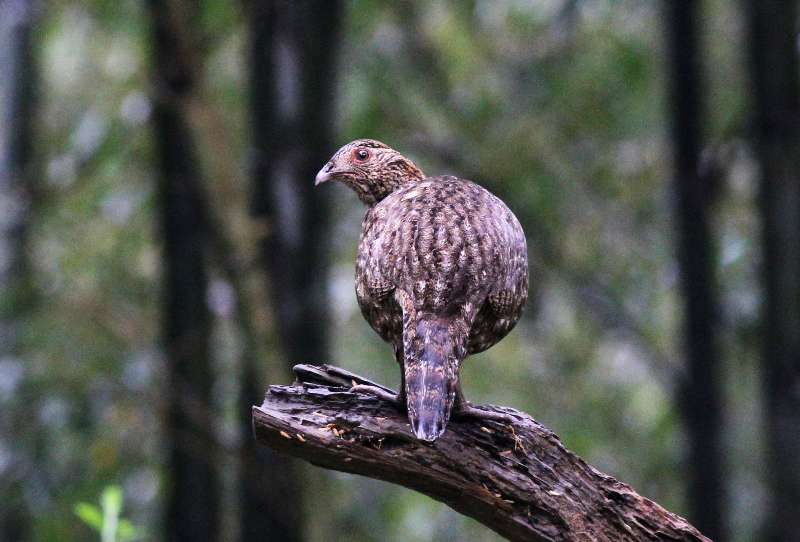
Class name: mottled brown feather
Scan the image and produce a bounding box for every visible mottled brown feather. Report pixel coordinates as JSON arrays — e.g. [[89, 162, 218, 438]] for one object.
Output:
[[317, 140, 528, 441]]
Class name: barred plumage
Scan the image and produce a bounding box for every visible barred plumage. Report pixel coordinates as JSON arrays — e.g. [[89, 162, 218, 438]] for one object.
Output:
[[316, 139, 528, 441]]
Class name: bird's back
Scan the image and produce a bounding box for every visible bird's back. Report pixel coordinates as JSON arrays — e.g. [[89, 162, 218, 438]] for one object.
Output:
[[356, 175, 528, 352]]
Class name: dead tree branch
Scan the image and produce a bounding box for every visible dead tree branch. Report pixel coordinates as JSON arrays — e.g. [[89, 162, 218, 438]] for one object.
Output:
[[252, 364, 709, 542]]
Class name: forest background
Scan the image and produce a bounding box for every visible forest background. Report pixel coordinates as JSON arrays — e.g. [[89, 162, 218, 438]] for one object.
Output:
[[1, 1, 798, 541]]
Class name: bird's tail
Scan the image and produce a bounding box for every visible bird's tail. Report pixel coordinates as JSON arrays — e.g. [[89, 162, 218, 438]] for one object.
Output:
[[403, 314, 461, 442]]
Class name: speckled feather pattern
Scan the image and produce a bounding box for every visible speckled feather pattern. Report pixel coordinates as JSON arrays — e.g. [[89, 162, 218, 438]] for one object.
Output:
[[356, 177, 528, 438], [318, 140, 528, 441], [356, 176, 527, 349]]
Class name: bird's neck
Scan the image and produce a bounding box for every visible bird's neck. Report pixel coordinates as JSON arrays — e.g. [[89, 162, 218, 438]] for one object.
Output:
[[364, 161, 425, 207], [402, 161, 425, 183]]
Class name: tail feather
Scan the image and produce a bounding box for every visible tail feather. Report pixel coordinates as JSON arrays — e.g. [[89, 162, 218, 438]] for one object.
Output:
[[404, 315, 460, 442]]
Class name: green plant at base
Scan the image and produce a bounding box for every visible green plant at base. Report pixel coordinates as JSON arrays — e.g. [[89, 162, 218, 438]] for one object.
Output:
[[74, 485, 143, 542]]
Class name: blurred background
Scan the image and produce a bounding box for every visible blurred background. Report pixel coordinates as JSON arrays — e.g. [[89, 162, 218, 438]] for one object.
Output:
[[1, 0, 798, 541]]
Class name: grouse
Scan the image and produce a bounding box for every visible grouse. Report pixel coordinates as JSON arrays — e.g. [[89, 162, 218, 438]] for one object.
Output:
[[315, 139, 528, 442]]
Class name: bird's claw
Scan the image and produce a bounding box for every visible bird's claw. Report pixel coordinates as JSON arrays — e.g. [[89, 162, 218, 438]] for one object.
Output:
[[454, 402, 515, 425], [349, 384, 401, 406]]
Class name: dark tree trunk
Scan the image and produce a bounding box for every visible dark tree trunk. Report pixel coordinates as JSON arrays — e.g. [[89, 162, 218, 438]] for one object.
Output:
[[0, 0, 35, 340], [746, 2, 800, 540], [664, 3, 727, 541], [243, 1, 341, 540], [0, 0, 36, 539], [148, 1, 219, 540]]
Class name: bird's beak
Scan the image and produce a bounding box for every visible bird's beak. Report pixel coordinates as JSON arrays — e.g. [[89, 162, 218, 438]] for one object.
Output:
[[315, 163, 334, 186]]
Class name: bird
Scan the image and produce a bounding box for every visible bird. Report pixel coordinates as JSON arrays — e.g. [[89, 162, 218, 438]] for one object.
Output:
[[315, 139, 528, 442]]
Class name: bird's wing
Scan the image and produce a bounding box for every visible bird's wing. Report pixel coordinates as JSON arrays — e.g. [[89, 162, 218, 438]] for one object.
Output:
[[434, 182, 527, 353], [356, 205, 406, 303], [485, 196, 528, 320], [355, 205, 406, 346]]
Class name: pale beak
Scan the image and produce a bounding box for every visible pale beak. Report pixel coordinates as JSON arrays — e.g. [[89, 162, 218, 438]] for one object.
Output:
[[315, 163, 334, 186]]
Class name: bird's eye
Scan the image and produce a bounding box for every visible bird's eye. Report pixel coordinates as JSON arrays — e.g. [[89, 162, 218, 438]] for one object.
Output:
[[354, 149, 370, 162]]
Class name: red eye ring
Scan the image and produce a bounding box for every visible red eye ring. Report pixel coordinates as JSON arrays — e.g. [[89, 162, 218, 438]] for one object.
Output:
[[353, 148, 370, 162]]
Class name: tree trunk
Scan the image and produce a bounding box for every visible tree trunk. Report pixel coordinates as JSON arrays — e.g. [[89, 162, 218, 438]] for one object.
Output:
[[148, 1, 219, 540], [243, 1, 342, 540], [0, 0, 36, 539], [252, 365, 711, 542], [746, 2, 800, 540], [664, 3, 727, 541]]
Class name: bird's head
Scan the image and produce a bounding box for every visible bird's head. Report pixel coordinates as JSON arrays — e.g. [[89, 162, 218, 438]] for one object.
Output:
[[315, 139, 425, 205]]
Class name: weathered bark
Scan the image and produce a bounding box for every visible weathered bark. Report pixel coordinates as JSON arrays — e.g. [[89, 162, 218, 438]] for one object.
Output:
[[253, 364, 710, 542], [664, 4, 726, 540], [0, 1, 36, 539], [746, 2, 800, 541], [244, 1, 342, 540], [148, 0, 219, 540]]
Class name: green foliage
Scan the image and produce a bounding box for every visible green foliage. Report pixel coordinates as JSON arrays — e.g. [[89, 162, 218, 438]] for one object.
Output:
[[74, 486, 143, 542]]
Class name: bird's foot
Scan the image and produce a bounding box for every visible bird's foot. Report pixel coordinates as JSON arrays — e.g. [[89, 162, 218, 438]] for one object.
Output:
[[453, 402, 515, 425], [349, 384, 401, 406]]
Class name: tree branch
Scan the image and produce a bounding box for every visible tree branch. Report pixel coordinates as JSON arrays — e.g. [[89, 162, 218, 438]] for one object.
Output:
[[252, 364, 709, 542]]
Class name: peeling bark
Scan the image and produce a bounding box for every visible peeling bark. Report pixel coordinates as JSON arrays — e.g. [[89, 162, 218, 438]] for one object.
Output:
[[253, 364, 710, 542]]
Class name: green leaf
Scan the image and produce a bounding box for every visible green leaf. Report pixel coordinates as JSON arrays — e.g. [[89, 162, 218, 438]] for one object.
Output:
[[117, 519, 143, 541], [100, 485, 124, 542], [100, 485, 123, 517], [74, 502, 103, 531]]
